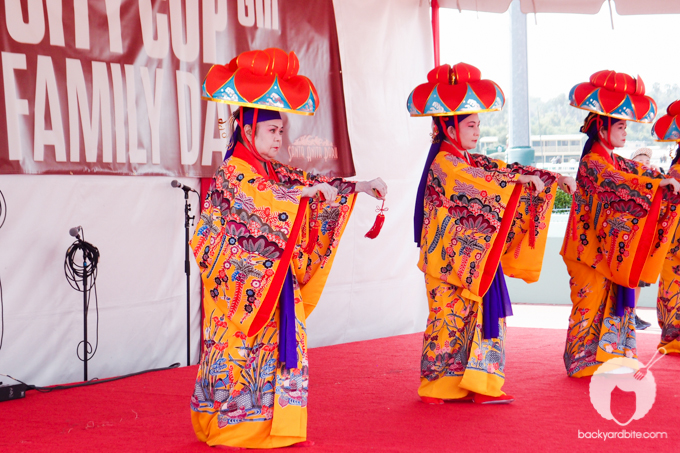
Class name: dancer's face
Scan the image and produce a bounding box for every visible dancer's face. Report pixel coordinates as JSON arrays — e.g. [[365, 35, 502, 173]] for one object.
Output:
[[600, 120, 627, 148], [245, 119, 284, 160], [447, 114, 480, 150]]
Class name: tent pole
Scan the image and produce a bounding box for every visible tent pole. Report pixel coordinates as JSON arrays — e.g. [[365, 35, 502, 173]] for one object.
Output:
[[508, 0, 531, 149], [431, 0, 440, 66]]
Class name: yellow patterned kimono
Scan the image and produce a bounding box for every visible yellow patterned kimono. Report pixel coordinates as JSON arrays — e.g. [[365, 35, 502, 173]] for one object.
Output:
[[656, 164, 680, 354], [190, 146, 356, 448], [418, 145, 557, 399], [562, 143, 679, 377]]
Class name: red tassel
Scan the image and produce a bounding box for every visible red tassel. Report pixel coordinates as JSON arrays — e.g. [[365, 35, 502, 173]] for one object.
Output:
[[528, 200, 537, 249], [304, 223, 319, 254], [570, 202, 578, 242], [365, 200, 388, 239], [304, 200, 320, 255]]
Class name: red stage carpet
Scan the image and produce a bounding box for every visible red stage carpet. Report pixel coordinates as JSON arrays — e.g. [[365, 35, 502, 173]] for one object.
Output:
[[1, 327, 678, 452]]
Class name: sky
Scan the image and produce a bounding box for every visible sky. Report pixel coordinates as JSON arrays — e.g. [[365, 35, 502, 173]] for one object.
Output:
[[439, 6, 680, 101]]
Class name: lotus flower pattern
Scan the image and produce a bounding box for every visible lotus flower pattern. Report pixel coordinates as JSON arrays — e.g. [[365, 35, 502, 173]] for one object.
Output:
[[425, 185, 444, 207], [610, 199, 647, 217], [448, 205, 471, 219], [225, 221, 249, 237], [459, 214, 496, 235], [237, 235, 284, 259], [211, 190, 231, 215], [599, 191, 621, 204]]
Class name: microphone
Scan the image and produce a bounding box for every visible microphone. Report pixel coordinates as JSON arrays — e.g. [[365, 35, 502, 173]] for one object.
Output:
[[171, 180, 199, 194], [69, 226, 82, 239]]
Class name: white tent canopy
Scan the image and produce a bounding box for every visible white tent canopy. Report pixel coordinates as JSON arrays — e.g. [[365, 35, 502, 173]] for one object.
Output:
[[439, 0, 680, 15]]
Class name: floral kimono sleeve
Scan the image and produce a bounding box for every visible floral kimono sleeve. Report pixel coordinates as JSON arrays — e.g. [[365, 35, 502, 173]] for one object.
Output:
[[190, 156, 308, 338], [468, 153, 521, 185], [561, 152, 680, 287], [273, 162, 357, 194], [660, 165, 680, 264], [639, 162, 680, 284], [500, 163, 559, 283], [292, 195, 356, 317], [418, 152, 521, 301], [272, 161, 357, 316]]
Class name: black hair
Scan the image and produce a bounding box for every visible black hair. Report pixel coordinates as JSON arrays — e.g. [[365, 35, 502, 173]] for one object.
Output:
[[580, 112, 622, 158], [671, 143, 680, 167]]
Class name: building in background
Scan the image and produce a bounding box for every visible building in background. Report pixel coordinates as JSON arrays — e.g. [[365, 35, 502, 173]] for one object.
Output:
[[530, 134, 585, 164], [479, 136, 502, 154]]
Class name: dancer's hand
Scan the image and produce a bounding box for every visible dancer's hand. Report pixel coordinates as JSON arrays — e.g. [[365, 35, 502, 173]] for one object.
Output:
[[356, 178, 388, 199], [301, 183, 339, 205], [516, 174, 544, 193], [558, 175, 577, 195], [660, 178, 680, 194]]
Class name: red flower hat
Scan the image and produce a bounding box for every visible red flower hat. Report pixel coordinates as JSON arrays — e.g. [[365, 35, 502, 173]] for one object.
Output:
[[202, 48, 319, 115], [569, 70, 656, 123], [652, 100, 680, 142], [407, 62, 504, 117]]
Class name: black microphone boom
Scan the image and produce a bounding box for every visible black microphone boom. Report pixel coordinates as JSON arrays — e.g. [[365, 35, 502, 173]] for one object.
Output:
[[171, 180, 199, 194]]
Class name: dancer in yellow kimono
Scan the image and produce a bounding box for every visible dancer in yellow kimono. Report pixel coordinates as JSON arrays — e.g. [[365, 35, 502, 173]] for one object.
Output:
[[562, 71, 680, 378], [190, 48, 387, 448], [652, 100, 680, 354], [628, 147, 656, 331], [408, 63, 575, 404]]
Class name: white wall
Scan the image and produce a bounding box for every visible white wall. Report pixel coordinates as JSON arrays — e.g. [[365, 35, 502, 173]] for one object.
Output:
[[0, 175, 202, 386], [0, 0, 434, 385], [305, 0, 433, 347]]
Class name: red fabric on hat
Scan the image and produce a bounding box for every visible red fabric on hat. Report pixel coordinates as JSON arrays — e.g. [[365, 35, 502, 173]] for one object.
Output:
[[571, 70, 655, 122], [411, 63, 503, 115], [203, 48, 319, 111], [653, 100, 680, 141]]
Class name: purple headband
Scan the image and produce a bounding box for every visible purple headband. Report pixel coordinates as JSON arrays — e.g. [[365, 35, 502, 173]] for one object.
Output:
[[442, 114, 471, 130], [242, 107, 282, 125]]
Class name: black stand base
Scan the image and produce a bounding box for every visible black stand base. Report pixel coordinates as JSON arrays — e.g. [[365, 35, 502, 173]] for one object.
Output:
[[0, 378, 27, 402]]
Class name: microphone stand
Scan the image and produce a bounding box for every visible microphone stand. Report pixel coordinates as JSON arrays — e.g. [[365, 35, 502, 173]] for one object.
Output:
[[66, 226, 96, 382], [182, 187, 195, 367], [82, 237, 88, 382]]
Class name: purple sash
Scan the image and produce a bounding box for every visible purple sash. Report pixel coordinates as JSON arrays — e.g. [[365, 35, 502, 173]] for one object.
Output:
[[278, 267, 298, 369], [482, 263, 513, 340], [614, 284, 636, 317]]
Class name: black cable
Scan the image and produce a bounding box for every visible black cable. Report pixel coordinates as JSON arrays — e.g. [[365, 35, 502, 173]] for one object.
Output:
[[0, 189, 6, 229], [0, 363, 181, 393], [64, 233, 100, 362]]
